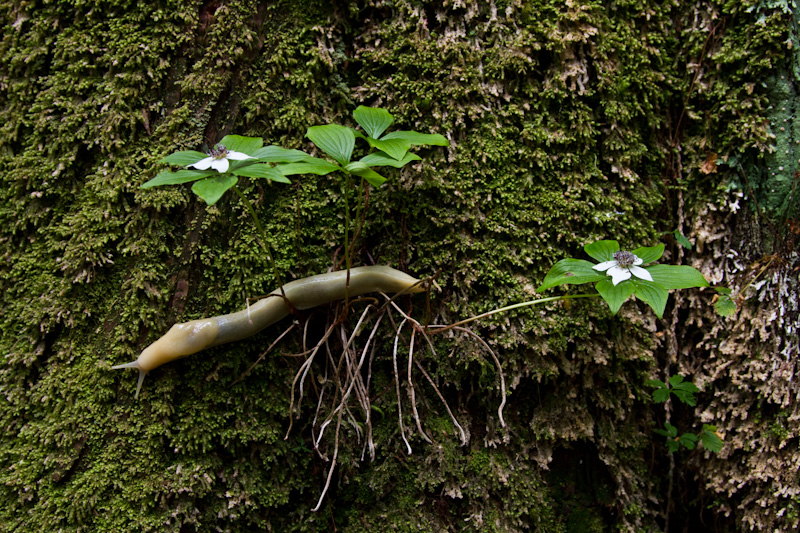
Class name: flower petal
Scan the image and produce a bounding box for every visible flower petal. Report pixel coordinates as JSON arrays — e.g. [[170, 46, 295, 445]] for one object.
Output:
[[189, 156, 215, 170], [631, 255, 644, 266], [225, 151, 252, 161], [593, 260, 618, 272], [629, 265, 653, 282], [607, 265, 632, 286], [210, 158, 230, 173]]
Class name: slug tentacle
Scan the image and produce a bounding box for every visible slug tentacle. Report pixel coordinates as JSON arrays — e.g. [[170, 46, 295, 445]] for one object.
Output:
[[113, 266, 423, 398], [110, 361, 148, 398]]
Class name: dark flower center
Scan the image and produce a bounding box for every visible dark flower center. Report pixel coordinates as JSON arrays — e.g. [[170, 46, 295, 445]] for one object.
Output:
[[613, 250, 636, 268], [209, 143, 228, 159]]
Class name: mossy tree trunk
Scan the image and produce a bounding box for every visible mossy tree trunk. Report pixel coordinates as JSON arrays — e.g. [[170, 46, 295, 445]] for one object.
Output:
[[1, 0, 797, 531]]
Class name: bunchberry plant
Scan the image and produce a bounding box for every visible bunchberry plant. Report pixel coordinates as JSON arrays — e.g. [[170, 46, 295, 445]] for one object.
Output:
[[142, 134, 307, 204], [274, 106, 447, 285], [537, 243, 724, 453], [429, 238, 717, 338], [141, 134, 309, 287], [536, 239, 709, 318], [140, 108, 446, 294], [276, 106, 447, 186]]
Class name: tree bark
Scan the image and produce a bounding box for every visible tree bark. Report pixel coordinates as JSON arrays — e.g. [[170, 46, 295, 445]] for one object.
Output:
[[0, 0, 796, 531]]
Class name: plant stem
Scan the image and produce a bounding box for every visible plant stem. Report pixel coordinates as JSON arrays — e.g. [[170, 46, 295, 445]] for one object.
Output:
[[426, 293, 601, 335], [351, 176, 367, 268], [232, 184, 285, 291], [342, 173, 352, 304], [740, 256, 775, 296]]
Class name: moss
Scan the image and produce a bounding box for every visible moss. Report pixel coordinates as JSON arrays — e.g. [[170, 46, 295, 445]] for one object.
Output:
[[0, 0, 794, 531]]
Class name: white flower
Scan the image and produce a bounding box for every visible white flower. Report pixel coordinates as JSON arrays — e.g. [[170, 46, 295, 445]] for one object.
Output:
[[593, 250, 653, 286], [189, 143, 251, 173]]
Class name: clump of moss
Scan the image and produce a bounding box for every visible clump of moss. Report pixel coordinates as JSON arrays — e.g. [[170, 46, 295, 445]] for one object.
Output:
[[0, 0, 794, 531]]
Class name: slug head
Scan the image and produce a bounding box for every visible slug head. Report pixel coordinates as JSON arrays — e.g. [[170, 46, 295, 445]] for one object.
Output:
[[113, 318, 220, 398], [136, 319, 220, 371]]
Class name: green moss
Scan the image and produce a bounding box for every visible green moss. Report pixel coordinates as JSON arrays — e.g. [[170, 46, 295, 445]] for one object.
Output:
[[0, 0, 793, 531]]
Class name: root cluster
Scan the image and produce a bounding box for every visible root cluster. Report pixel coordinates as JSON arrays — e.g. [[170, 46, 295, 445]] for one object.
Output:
[[238, 291, 507, 511]]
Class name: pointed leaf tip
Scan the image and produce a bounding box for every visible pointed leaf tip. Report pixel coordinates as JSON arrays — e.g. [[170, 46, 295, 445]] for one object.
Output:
[[191, 175, 238, 205], [306, 125, 355, 165], [353, 106, 394, 139]]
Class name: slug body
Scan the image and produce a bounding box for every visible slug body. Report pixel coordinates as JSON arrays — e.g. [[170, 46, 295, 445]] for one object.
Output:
[[113, 266, 423, 397]]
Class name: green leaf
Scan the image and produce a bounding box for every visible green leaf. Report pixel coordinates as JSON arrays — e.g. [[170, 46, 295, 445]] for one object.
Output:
[[667, 375, 699, 406], [715, 286, 733, 295], [631, 244, 664, 264], [665, 440, 680, 453], [670, 377, 699, 394], [596, 279, 636, 315], [584, 240, 619, 262], [652, 387, 670, 403], [648, 379, 670, 403], [715, 294, 737, 317], [219, 135, 263, 155], [668, 374, 687, 387], [359, 151, 422, 168], [306, 125, 355, 165], [250, 146, 311, 162], [353, 106, 394, 139], [161, 150, 208, 166], [672, 390, 697, 406], [226, 158, 256, 173], [673, 230, 693, 249], [678, 432, 699, 450], [663, 422, 678, 438], [277, 158, 341, 176], [345, 162, 387, 186], [536, 259, 607, 292], [646, 265, 709, 289], [141, 169, 215, 188], [191, 175, 238, 205], [366, 137, 412, 160], [357, 170, 387, 187], [700, 425, 724, 453], [631, 279, 669, 318], [672, 382, 699, 394], [231, 164, 291, 183], [382, 130, 448, 146], [673, 391, 699, 407]]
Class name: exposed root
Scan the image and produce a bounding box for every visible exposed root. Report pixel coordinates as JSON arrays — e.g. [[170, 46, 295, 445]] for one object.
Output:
[[232, 323, 296, 386], [453, 326, 505, 427], [408, 328, 433, 443], [313, 306, 378, 451], [410, 325, 468, 445], [392, 318, 413, 455], [312, 404, 343, 512], [236, 283, 508, 512], [285, 320, 337, 439]]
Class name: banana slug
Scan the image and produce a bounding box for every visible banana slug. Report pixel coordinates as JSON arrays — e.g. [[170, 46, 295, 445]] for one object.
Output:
[[113, 266, 424, 398]]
